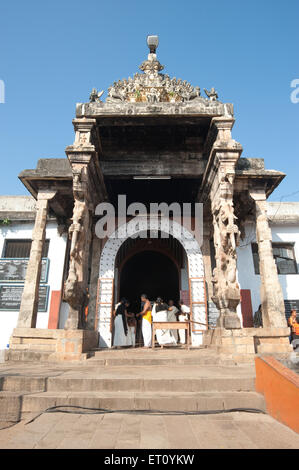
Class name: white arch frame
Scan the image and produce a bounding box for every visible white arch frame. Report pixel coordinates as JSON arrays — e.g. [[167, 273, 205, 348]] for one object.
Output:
[[97, 217, 206, 347]]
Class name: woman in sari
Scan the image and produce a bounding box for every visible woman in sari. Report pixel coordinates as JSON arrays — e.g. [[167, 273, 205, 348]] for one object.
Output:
[[152, 297, 177, 346]]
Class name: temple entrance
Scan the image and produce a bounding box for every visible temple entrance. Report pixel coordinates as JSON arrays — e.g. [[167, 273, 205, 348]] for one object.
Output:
[[97, 218, 206, 348], [119, 250, 180, 314]]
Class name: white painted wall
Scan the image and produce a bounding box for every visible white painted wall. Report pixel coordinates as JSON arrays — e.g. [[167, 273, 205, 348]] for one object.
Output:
[[0, 220, 67, 350], [237, 221, 299, 317]]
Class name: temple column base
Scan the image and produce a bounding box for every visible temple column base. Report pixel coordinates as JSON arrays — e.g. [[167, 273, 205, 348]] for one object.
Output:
[[205, 327, 292, 362], [253, 327, 293, 354], [217, 313, 241, 330], [8, 328, 99, 362]]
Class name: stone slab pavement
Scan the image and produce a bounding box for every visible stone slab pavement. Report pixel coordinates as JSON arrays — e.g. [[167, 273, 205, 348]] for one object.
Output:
[[0, 411, 299, 449]]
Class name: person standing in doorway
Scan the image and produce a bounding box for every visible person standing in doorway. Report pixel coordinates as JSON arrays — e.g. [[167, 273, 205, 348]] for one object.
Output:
[[253, 304, 263, 328], [137, 294, 152, 348], [178, 300, 190, 344], [113, 298, 131, 347], [127, 314, 137, 347], [167, 299, 179, 342], [152, 298, 177, 346]]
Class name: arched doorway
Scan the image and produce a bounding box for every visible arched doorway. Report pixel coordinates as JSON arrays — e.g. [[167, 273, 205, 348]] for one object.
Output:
[[119, 250, 180, 313], [97, 217, 207, 348]]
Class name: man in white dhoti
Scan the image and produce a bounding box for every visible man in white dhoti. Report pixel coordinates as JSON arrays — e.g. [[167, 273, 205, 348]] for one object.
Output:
[[152, 298, 177, 346], [178, 300, 190, 344], [137, 294, 152, 348], [167, 299, 179, 342]]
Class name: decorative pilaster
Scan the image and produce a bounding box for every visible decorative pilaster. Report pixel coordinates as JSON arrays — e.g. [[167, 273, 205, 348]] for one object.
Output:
[[17, 190, 56, 328], [64, 120, 95, 330], [249, 188, 287, 328], [64, 118, 107, 330]]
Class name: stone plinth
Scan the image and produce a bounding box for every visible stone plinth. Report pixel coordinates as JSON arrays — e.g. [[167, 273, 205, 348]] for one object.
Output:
[[205, 327, 292, 361], [253, 328, 292, 354], [8, 328, 99, 362]]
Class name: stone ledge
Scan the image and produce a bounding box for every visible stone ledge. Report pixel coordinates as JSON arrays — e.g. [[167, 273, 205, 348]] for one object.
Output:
[[206, 327, 293, 356], [11, 328, 58, 339], [8, 328, 99, 362]]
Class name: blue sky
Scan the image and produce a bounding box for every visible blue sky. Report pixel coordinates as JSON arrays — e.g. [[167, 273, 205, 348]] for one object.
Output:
[[0, 0, 298, 201]]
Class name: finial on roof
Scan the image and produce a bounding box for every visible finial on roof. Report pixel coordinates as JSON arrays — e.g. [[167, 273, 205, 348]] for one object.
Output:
[[146, 35, 159, 54]]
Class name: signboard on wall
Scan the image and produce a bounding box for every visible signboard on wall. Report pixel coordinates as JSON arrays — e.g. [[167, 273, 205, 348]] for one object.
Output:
[[0, 258, 49, 283], [0, 284, 49, 312]]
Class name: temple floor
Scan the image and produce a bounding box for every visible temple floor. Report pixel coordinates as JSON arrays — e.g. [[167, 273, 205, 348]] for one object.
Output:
[[1, 410, 299, 449]]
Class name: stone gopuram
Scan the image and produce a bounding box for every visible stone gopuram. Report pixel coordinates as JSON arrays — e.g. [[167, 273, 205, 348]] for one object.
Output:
[[8, 36, 292, 361]]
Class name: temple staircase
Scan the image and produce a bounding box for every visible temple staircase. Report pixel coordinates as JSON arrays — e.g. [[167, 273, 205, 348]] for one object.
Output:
[[0, 348, 265, 423]]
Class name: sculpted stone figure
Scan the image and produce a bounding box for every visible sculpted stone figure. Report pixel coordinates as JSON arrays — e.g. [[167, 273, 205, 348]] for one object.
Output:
[[146, 87, 161, 103], [64, 197, 89, 329], [204, 87, 218, 101], [89, 88, 104, 102], [187, 86, 201, 101], [219, 201, 240, 251]]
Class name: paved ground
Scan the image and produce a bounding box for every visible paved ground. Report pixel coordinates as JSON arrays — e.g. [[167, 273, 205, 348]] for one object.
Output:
[[0, 411, 299, 449]]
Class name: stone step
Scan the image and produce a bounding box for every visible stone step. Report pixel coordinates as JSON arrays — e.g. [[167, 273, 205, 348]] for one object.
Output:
[[0, 366, 256, 393], [87, 354, 230, 367], [45, 376, 255, 393], [0, 391, 24, 422], [6, 350, 91, 363], [1, 376, 47, 393], [89, 358, 221, 366], [19, 390, 266, 416], [5, 350, 54, 363]]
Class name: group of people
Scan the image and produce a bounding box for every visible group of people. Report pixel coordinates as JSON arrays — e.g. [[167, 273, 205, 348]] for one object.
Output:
[[112, 295, 190, 348]]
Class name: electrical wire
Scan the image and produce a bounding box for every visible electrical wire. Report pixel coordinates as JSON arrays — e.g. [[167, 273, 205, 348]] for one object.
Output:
[[25, 404, 266, 426]]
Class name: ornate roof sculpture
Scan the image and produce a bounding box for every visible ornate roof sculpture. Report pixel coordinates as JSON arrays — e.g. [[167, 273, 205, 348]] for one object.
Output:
[[77, 36, 234, 117]]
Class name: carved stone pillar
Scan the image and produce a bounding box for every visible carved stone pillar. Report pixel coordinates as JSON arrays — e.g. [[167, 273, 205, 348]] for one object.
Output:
[[63, 169, 92, 330], [249, 188, 287, 328], [208, 118, 243, 329], [64, 118, 107, 330], [17, 190, 56, 328]]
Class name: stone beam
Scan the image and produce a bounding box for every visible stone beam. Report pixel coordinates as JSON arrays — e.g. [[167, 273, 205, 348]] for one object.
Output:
[[17, 190, 56, 328], [101, 160, 205, 177]]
